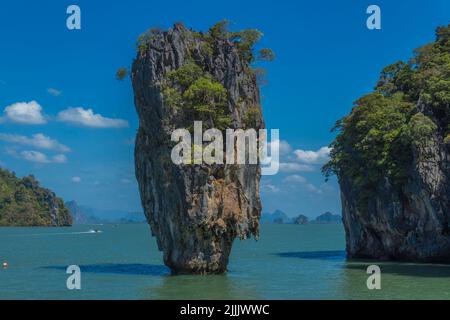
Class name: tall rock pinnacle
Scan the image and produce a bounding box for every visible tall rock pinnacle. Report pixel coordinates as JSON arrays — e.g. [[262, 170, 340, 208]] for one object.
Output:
[[131, 22, 265, 274]]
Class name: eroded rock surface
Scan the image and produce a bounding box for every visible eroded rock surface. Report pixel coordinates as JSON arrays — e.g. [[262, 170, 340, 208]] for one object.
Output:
[[131, 24, 264, 274], [327, 25, 450, 262]]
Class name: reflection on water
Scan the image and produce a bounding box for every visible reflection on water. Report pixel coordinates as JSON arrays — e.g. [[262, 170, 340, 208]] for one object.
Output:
[[275, 250, 346, 261], [42, 263, 170, 276], [1, 224, 450, 299], [144, 273, 260, 300], [341, 260, 450, 300], [346, 261, 450, 278]]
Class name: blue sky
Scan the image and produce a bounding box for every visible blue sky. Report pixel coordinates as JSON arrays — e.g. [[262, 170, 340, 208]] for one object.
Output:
[[0, 0, 448, 216]]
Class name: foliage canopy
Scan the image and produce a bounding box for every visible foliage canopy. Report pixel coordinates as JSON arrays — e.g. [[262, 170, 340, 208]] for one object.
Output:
[[323, 25, 450, 209]]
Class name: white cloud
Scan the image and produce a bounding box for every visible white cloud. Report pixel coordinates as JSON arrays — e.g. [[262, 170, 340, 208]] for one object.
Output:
[[120, 178, 132, 184], [20, 151, 50, 163], [57, 107, 128, 128], [0, 133, 70, 153], [294, 146, 331, 164], [283, 175, 323, 194], [279, 162, 315, 173], [47, 88, 62, 97], [71, 176, 81, 183], [283, 174, 307, 183], [53, 154, 67, 163], [268, 139, 292, 155], [6, 149, 67, 164], [262, 183, 280, 193], [2, 101, 46, 124], [305, 183, 323, 194]]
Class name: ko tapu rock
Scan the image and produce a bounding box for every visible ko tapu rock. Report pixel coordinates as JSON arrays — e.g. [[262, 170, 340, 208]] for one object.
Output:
[[131, 22, 271, 274], [324, 25, 450, 262]]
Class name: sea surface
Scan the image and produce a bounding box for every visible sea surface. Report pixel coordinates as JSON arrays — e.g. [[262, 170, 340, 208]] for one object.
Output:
[[1, 223, 450, 300]]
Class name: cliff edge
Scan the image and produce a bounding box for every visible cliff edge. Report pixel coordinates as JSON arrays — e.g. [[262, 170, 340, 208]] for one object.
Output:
[[0, 168, 72, 226], [324, 25, 450, 262]]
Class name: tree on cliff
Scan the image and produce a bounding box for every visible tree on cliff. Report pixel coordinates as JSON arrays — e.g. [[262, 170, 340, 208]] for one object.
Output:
[[322, 25, 450, 262], [0, 168, 72, 226], [323, 25, 450, 211]]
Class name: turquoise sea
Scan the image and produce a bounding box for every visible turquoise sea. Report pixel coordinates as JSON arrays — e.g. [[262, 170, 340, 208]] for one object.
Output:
[[1, 223, 450, 300]]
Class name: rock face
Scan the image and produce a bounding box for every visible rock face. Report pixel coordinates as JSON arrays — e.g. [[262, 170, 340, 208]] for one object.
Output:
[[131, 23, 264, 274], [65, 201, 102, 225], [340, 109, 450, 262], [0, 168, 72, 226], [261, 210, 290, 224], [293, 214, 309, 225], [326, 26, 450, 262], [314, 212, 341, 224]]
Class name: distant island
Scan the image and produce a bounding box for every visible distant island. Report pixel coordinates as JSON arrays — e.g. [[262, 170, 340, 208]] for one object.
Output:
[[65, 200, 146, 225], [314, 212, 342, 224], [292, 214, 309, 225], [261, 210, 341, 224], [0, 168, 72, 226]]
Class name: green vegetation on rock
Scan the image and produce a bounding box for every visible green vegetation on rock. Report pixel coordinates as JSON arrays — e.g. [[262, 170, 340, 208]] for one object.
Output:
[[323, 25, 450, 210], [116, 67, 129, 81], [153, 21, 274, 131], [162, 60, 232, 130], [133, 21, 273, 131], [0, 168, 72, 226]]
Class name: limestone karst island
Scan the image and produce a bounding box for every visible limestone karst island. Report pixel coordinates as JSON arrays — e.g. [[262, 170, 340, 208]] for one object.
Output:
[[131, 22, 267, 274], [0, 0, 450, 302]]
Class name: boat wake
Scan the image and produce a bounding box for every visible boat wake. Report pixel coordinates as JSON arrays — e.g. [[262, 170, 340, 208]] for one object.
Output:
[[0, 230, 103, 237]]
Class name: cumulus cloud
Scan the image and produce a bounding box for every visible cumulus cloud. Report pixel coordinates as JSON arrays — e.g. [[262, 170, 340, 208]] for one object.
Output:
[[268, 139, 292, 155], [262, 183, 280, 193], [305, 183, 323, 194], [283, 174, 307, 183], [47, 88, 62, 97], [6, 149, 67, 164], [20, 151, 50, 163], [71, 176, 81, 183], [279, 162, 315, 173], [294, 146, 331, 164], [0, 133, 70, 153], [57, 107, 128, 128], [284, 174, 323, 194], [52, 154, 68, 163], [1, 101, 46, 124]]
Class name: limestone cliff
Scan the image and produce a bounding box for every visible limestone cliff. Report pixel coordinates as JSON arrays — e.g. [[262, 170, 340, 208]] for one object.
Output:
[[131, 22, 265, 274], [0, 168, 72, 226], [324, 25, 450, 262]]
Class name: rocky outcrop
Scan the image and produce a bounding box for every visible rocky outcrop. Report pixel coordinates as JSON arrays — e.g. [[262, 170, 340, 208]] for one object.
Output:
[[0, 168, 72, 226], [65, 201, 102, 225], [261, 210, 290, 224], [293, 214, 309, 225], [131, 23, 264, 274], [314, 212, 341, 224], [327, 25, 450, 262], [340, 107, 450, 262]]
